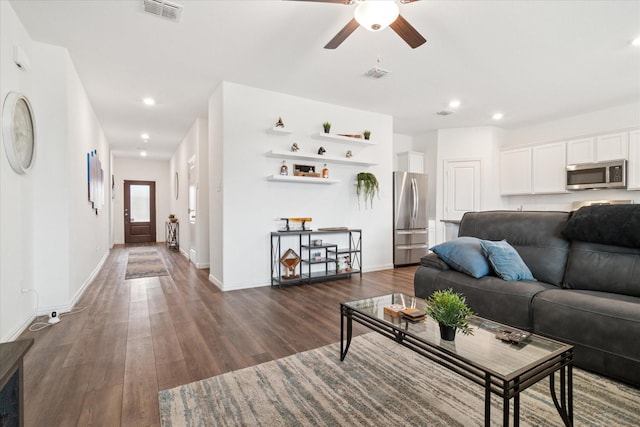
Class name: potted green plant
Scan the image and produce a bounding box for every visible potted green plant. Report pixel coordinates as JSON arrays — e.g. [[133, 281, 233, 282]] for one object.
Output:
[[363, 130, 371, 140], [322, 121, 331, 133], [424, 288, 474, 341], [356, 172, 379, 209], [168, 214, 178, 223]]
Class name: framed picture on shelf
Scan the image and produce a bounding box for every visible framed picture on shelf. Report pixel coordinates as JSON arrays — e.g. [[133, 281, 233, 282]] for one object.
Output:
[[294, 164, 319, 177]]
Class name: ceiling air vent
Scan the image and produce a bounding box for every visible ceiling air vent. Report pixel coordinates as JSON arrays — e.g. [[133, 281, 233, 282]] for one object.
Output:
[[362, 67, 391, 80], [436, 110, 454, 116], [144, 0, 183, 22]]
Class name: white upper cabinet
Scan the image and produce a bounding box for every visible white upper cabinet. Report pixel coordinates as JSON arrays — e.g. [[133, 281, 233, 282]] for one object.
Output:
[[532, 141, 567, 194], [397, 151, 424, 173], [566, 137, 595, 164], [628, 129, 640, 191], [500, 147, 532, 195], [501, 142, 567, 195], [596, 132, 629, 161], [566, 132, 629, 164]]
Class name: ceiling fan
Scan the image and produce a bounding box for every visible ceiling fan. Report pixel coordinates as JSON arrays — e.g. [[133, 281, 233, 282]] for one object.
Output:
[[293, 0, 426, 49]]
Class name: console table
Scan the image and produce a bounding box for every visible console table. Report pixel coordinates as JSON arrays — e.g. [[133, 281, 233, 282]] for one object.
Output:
[[165, 221, 179, 250], [270, 229, 362, 287], [0, 339, 33, 427]]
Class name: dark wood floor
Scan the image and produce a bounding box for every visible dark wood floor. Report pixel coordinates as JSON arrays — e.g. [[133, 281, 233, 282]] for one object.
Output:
[[19, 243, 416, 426]]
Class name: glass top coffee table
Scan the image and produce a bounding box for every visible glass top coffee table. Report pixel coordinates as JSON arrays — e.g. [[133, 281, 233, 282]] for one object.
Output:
[[340, 293, 574, 427]]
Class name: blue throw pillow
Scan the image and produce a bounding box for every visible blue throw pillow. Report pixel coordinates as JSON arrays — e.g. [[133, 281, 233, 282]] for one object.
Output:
[[480, 240, 536, 281], [430, 237, 491, 279]]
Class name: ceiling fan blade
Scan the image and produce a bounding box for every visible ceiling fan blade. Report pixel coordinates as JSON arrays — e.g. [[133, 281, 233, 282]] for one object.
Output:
[[288, 0, 352, 4], [324, 18, 359, 49], [390, 15, 427, 49]]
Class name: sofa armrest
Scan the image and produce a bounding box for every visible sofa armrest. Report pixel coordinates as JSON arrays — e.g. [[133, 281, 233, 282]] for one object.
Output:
[[420, 253, 450, 271]]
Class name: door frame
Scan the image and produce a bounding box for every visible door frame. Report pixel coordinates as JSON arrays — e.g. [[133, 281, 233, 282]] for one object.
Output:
[[124, 180, 157, 243]]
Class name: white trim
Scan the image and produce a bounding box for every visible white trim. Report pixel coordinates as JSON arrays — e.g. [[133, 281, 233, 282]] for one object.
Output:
[[195, 262, 210, 269]]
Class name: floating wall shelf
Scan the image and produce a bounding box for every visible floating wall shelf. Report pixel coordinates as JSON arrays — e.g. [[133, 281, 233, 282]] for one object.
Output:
[[265, 150, 377, 167], [266, 127, 294, 135], [267, 174, 340, 184], [315, 132, 374, 145]]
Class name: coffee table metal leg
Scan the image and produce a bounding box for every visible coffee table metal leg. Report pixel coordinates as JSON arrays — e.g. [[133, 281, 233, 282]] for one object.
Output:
[[484, 373, 491, 427], [550, 366, 573, 427], [340, 306, 353, 361]]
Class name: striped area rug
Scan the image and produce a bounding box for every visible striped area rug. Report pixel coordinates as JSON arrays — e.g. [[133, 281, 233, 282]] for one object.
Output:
[[125, 250, 169, 279], [159, 333, 640, 426]]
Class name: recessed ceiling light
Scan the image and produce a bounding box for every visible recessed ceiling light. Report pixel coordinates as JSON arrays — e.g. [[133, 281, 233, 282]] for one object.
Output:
[[449, 100, 461, 109], [141, 133, 150, 140], [140, 151, 147, 157], [492, 113, 504, 120], [632, 37, 640, 46], [143, 97, 155, 105]]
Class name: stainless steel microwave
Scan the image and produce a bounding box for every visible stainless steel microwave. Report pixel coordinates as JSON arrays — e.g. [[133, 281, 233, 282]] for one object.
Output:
[[566, 160, 627, 190]]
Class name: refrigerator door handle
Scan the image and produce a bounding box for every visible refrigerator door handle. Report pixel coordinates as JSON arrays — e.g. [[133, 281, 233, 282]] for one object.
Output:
[[396, 244, 429, 250], [410, 178, 418, 227]]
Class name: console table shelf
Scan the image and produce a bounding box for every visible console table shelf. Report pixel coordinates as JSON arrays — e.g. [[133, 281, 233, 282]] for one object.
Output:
[[270, 229, 362, 287]]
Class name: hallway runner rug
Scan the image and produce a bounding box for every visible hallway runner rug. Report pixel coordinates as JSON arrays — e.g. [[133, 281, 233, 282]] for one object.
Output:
[[158, 332, 640, 426], [125, 250, 169, 279]]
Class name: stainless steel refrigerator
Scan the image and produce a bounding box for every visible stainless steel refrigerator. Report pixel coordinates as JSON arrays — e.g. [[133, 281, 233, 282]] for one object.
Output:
[[393, 172, 428, 266]]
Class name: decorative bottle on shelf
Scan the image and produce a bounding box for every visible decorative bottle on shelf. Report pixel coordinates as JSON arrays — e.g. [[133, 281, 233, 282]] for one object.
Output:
[[280, 160, 288, 176], [322, 164, 329, 179]]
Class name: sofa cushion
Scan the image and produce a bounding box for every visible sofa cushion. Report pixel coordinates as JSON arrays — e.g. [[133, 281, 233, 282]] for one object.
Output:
[[563, 241, 640, 297], [420, 253, 450, 270], [532, 289, 640, 385], [430, 237, 490, 279], [458, 211, 570, 286], [561, 205, 640, 248], [415, 268, 555, 330], [480, 240, 536, 281]]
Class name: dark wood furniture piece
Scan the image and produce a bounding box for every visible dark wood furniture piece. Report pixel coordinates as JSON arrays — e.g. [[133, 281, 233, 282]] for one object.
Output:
[[0, 339, 33, 427], [340, 294, 574, 427]]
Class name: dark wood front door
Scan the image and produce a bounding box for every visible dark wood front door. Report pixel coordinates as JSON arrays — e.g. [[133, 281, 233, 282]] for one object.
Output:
[[124, 180, 156, 243]]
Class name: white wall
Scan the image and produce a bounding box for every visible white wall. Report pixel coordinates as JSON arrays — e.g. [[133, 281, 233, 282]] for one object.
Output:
[[209, 81, 393, 291], [169, 117, 209, 267], [1, 1, 111, 341], [112, 157, 170, 244], [433, 126, 504, 244], [1, 1, 36, 341], [209, 84, 223, 286]]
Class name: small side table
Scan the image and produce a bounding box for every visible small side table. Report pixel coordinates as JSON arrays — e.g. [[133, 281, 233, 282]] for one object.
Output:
[[166, 221, 179, 250]]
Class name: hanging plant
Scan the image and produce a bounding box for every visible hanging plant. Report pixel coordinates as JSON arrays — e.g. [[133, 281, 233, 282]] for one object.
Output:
[[356, 172, 379, 209]]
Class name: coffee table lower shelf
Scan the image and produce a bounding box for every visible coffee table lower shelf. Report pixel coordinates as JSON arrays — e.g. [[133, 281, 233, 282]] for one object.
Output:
[[340, 297, 574, 427]]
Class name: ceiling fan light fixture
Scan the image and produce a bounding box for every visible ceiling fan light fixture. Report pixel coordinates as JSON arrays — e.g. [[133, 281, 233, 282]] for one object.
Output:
[[354, 1, 400, 32]]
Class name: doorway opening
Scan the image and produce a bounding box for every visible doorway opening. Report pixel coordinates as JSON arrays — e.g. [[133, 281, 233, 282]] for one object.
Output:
[[124, 180, 157, 243]]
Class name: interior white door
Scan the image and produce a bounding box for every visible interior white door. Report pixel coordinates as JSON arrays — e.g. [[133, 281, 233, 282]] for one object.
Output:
[[188, 157, 197, 262], [444, 160, 481, 221]]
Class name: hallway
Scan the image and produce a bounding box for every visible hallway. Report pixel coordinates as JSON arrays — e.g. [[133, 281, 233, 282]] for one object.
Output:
[[19, 244, 416, 426]]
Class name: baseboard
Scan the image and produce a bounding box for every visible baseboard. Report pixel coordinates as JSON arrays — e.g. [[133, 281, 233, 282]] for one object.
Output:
[[69, 250, 109, 308], [4, 250, 109, 342], [208, 274, 223, 290], [362, 263, 394, 273], [4, 314, 37, 342], [195, 262, 210, 269], [180, 247, 189, 259]]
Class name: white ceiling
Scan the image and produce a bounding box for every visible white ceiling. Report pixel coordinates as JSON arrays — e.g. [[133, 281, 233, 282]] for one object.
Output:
[[9, 0, 640, 159]]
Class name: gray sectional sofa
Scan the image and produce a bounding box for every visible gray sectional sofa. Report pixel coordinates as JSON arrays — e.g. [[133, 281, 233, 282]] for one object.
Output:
[[414, 207, 640, 386]]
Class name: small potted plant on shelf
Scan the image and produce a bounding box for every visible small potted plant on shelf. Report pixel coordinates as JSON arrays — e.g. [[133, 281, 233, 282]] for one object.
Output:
[[363, 130, 371, 140], [356, 172, 379, 209], [322, 121, 331, 133], [168, 214, 178, 223], [424, 288, 474, 341]]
